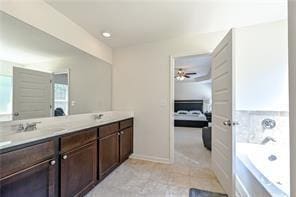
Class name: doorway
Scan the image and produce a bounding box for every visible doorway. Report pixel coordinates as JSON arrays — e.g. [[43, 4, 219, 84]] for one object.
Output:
[[171, 53, 213, 168], [52, 71, 70, 117]]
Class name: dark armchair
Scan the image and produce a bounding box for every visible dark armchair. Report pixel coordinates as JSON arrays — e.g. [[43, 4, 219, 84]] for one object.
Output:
[[202, 127, 211, 151]]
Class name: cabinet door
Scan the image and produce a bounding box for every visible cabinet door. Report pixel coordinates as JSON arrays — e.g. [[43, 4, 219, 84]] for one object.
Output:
[[120, 127, 133, 163], [60, 142, 97, 197], [98, 133, 119, 180], [0, 159, 56, 197]]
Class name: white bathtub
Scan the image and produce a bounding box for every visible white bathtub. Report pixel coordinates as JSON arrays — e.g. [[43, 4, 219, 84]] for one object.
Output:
[[236, 143, 290, 196]]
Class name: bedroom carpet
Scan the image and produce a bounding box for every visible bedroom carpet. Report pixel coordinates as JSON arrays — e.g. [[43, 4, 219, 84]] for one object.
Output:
[[86, 127, 224, 196], [174, 127, 211, 168]]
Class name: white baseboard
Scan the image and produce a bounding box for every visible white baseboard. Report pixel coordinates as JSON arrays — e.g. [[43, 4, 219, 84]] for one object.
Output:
[[129, 154, 171, 164]]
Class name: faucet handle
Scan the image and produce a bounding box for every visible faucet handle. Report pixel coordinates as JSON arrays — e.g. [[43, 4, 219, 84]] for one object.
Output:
[[12, 123, 25, 131]]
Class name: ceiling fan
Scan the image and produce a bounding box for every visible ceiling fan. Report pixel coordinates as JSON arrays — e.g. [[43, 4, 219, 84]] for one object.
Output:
[[175, 68, 196, 80]]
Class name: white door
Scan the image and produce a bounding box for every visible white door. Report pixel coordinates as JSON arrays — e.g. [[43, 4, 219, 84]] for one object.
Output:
[[13, 67, 52, 120], [211, 30, 235, 195]]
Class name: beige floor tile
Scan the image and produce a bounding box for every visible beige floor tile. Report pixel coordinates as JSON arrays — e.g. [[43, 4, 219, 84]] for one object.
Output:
[[168, 173, 191, 187], [189, 176, 225, 194], [189, 167, 216, 179], [86, 127, 225, 196]]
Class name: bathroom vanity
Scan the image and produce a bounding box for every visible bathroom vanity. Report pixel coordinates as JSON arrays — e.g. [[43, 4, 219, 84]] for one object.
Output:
[[0, 114, 133, 197], [0, 11, 134, 197]]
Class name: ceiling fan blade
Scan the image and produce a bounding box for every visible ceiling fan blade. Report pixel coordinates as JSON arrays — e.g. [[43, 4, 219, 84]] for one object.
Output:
[[186, 73, 196, 75], [185, 75, 190, 78]]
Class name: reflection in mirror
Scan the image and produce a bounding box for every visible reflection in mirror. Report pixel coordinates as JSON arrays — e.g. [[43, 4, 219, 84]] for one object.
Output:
[[53, 72, 69, 116], [0, 12, 112, 122], [0, 64, 70, 121]]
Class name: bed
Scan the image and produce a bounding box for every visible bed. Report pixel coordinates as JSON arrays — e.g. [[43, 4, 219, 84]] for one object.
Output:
[[174, 100, 209, 128]]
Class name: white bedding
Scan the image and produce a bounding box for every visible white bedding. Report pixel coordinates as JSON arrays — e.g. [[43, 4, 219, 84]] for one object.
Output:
[[174, 113, 207, 121]]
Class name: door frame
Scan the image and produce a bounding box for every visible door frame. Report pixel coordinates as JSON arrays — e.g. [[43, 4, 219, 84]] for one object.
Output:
[[52, 68, 71, 116], [169, 52, 212, 164], [288, 1, 296, 196]]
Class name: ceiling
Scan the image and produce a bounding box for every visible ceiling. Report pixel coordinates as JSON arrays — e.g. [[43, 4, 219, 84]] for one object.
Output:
[[46, 0, 287, 48], [175, 54, 211, 82]]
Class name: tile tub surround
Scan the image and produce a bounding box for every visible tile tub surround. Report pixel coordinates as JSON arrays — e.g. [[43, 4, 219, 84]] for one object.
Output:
[[235, 110, 289, 145], [0, 111, 133, 150], [235, 111, 290, 196]]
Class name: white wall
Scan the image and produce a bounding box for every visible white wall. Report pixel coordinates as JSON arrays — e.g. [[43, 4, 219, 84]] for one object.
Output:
[[112, 31, 226, 161], [235, 20, 289, 111], [288, 1, 296, 196], [174, 81, 212, 111], [174, 82, 211, 101], [0, 0, 112, 64]]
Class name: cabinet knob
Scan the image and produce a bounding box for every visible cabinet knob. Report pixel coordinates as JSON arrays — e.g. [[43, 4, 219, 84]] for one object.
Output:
[[117, 133, 120, 136], [63, 155, 68, 160], [121, 131, 124, 134], [50, 160, 56, 166]]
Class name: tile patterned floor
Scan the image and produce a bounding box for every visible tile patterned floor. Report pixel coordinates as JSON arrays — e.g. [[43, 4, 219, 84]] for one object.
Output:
[[86, 127, 224, 197]]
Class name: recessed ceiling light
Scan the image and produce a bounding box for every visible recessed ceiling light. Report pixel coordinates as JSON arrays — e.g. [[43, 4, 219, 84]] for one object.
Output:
[[102, 32, 111, 38]]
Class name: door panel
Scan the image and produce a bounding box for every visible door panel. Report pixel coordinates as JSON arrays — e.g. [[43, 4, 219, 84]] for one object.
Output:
[[211, 29, 234, 196], [60, 142, 97, 197], [0, 159, 55, 197], [98, 133, 119, 180], [120, 127, 133, 163], [13, 67, 52, 120]]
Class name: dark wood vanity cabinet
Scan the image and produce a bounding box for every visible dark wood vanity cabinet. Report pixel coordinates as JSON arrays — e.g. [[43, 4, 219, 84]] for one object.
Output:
[[98, 132, 119, 179], [0, 118, 133, 197], [98, 119, 133, 180], [119, 127, 133, 163], [0, 141, 56, 197], [0, 159, 56, 197], [119, 119, 134, 163], [60, 128, 97, 197]]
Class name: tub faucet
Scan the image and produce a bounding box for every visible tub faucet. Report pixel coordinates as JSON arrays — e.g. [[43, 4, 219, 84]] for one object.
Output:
[[261, 136, 276, 145]]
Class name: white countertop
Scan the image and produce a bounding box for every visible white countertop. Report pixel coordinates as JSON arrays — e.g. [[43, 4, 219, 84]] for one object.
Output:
[[0, 111, 133, 151]]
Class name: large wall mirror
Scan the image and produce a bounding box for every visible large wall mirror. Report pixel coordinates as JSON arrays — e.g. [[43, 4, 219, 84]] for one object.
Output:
[[0, 12, 112, 121]]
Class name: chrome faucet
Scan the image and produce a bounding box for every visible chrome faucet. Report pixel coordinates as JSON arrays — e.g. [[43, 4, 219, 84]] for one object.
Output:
[[15, 122, 41, 132], [24, 122, 41, 131], [261, 136, 276, 145], [94, 114, 104, 120]]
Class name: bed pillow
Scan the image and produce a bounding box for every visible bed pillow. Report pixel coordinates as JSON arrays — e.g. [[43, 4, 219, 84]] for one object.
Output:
[[177, 110, 189, 115], [189, 110, 202, 115]]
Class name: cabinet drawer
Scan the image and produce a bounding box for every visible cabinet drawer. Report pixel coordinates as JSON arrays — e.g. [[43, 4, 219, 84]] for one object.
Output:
[[0, 141, 55, 179], [61, 128, 97, 153], [119, 119, 133, 130], [99, 123, 119, 139]]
